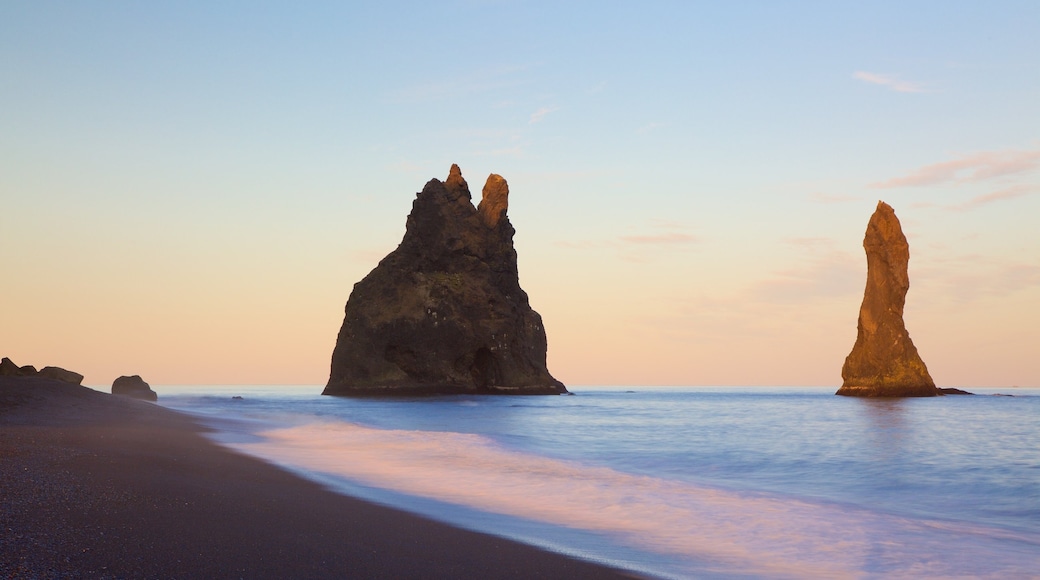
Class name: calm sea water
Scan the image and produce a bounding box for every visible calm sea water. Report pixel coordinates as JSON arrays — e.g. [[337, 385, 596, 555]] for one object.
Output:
[[157, 386, 1040, 579]]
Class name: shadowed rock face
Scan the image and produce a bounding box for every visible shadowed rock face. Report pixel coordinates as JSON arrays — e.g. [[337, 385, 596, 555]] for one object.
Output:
[[324, 165, 566, 396], [837, 201, 938, 397], [112, 375, 158, 402], [38, 366, 84, 386], [2, 357, 83, 385]]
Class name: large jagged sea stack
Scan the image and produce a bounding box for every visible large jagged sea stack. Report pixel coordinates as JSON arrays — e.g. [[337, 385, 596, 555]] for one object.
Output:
[[837, 201, 938, 397], [324, 165, 566, 396]]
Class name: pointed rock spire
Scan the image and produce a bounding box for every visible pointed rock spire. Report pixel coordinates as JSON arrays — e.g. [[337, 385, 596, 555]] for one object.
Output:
[[477, 174, 509, 228], [837, 201, 938, 397], [444, 163, 469, 198]]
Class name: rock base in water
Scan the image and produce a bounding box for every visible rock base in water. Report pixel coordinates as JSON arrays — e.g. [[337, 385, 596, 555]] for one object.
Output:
[[324, 165, 566, 397], [938, 387, 974, 395], [837, 202, 939, 397]]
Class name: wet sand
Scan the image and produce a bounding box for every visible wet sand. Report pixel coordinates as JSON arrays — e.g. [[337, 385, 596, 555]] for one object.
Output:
[[1, 376, 634, 578]]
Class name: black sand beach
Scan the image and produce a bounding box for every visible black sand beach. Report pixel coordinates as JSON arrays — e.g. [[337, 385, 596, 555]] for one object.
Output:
[[1, 376, 633, 578]]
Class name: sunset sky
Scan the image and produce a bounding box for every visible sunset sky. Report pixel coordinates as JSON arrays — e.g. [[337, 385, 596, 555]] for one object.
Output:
[[3, 1, 1038, 387]]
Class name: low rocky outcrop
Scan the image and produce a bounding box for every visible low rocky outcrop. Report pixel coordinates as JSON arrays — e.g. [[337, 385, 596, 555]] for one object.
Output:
[[2, 357, 82, 384], [37, 366, 85, 386], [112, 375, 158, 401], [837, 202, 939, 397], [0, 357, 20, 376], [324, 165, 566, 396]]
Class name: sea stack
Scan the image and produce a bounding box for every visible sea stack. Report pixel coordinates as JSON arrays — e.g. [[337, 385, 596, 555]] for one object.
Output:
[[323, 165, 567, 396], [837, 201, 938, 397]]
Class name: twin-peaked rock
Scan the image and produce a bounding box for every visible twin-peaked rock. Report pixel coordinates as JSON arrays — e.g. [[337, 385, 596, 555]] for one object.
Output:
[[324, 165, 566, 396], [837, 201, 939, 397]]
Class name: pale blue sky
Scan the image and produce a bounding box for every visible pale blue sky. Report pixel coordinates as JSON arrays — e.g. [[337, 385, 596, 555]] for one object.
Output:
[[2, 1, 1038, 386]]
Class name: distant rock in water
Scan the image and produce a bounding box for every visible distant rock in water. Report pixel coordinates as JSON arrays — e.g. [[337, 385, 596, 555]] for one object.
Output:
[[837, 202, 939, 397], [112, 375, 158, 401], [324, 164, 566, 396], [938, 387, 974, 395]]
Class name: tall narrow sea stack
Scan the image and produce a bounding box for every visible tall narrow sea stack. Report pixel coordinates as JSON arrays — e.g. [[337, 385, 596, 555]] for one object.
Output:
[[324, 165, 567, 396], [837, 201, 938, 397]]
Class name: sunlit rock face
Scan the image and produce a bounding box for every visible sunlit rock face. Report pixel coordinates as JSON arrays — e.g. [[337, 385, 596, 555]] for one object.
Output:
[[324, 165, 566, 397], [837, 201, 938, 397]]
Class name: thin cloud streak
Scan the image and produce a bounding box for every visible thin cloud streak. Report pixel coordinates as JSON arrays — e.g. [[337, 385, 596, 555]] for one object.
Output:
[[472, 145, 525, 158], [636, 122, 665, 134], [529, 106, 559, 124], [619, 233, 699, 245], [853, 71, 927, 93], [749, 238, 861, 304], [390, 64, 533, 103], [952, 185, 1038, 211], [555, 222, 700, 251], [871, 149, 1040, 188], [808, 192, 859, 204], [915, 256, 1040, 303]]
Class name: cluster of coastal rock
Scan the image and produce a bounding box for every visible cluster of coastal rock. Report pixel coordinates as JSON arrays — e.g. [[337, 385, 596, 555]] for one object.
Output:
[[0, 357, 84, 385], [1, 357, 157, 401], [325, 166, 964, 399], [4, 167, 967, 400]]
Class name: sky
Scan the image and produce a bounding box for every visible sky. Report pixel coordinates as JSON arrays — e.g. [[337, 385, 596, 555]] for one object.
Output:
[[2, 1, 1038, 387]]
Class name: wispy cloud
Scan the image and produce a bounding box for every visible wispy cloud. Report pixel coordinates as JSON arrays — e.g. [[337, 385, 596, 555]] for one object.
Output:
[[529, 106, 559, 124], [749, 238, 861, 304], [951, 185, 1038, 211], [853, 71, 927, 93], [915, 255, 1040, 302], [390, 64, 532, 103], [385, 160, 426, 173], [555, 221, 700, 254], [619, 232, 699, 245], [475, 145, 525, 158], [553, 240, 604, 250], [785, 237, 837, 249], [871, 149, 1040, 188], [808, 192, 860, 204], [636, 122, 665, 135]]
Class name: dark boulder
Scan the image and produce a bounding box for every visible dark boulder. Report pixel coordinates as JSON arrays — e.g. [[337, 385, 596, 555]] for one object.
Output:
[[112, 375, 158, 401], [2, 358, 83, 383], [37, 366, 84, 385], [324, 165, 566, 396], [0, 357, 20, 376], [837, 202, 939, 397]]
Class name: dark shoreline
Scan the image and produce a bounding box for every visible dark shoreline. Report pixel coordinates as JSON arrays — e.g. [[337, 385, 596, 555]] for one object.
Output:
[[1, 376, 635, 579]]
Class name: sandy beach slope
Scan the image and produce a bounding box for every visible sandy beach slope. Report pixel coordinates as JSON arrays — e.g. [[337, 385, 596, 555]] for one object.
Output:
[[1, 376, 633, 579]]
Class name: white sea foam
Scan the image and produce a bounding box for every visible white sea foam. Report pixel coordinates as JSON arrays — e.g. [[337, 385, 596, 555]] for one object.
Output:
[[227, 419, 1040, 579]]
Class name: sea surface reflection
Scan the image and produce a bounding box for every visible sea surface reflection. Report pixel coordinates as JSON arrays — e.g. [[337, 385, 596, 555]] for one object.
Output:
[[160, 386, 1040, 579]]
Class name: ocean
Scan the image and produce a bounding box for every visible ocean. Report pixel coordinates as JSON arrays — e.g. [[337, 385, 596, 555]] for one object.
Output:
[[157, 386, 1040, 579]]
